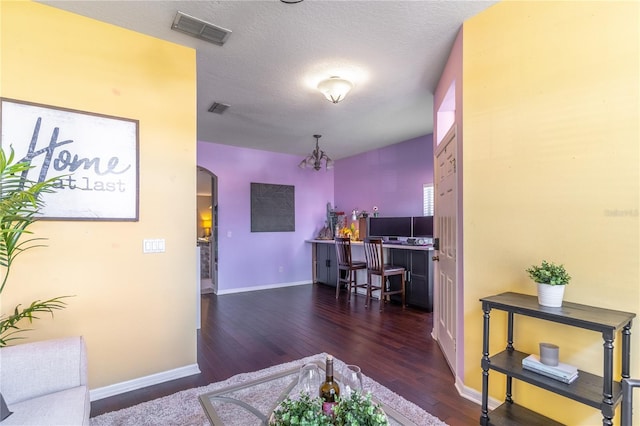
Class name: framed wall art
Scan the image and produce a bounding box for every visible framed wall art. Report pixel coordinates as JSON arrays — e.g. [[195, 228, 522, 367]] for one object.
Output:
[[0, 98, 139, 221], [250, 182, 295, 232]]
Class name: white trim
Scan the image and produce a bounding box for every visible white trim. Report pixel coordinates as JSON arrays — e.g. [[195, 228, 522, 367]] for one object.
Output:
[[456, 377, 501, 410], [196, 246, 201, 330], [215, 281, 311, 295], [89, 363, 201, 401]]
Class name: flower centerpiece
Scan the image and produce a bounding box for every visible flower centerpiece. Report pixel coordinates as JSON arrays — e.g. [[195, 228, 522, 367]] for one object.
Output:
[[270, 391, 388, 426], [338, 223, 357, 241]]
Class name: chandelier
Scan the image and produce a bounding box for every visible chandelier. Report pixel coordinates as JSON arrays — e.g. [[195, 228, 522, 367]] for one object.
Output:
[[298, 134, 334, 171]]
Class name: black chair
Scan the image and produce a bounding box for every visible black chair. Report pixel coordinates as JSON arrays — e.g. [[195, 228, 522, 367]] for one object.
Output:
[[363, 238, 406, 311], [334, 237, 367, 302]]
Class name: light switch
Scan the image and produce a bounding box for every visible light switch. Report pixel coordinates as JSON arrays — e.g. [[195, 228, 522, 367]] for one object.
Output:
[[143, 238, 165, 253]]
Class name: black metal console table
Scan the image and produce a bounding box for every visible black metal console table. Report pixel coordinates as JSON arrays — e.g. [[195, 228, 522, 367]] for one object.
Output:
[[479, 292, 635, 426]]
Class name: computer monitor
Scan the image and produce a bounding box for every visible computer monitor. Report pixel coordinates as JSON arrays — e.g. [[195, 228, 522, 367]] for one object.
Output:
[[412, 216, 433, 237], [367, 217, 412, 239]]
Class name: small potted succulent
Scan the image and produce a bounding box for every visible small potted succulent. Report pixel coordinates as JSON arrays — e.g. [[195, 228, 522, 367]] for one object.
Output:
[[526, 260, 571, 307]]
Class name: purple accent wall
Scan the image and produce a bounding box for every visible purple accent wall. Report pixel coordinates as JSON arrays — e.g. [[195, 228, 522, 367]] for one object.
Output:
[[197, 134, 433, 293], [197, 141, 334, 292], [334, 134, 434, 218]]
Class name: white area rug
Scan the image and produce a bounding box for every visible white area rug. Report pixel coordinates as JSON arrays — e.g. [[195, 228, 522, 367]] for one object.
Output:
[[91, 353, 448, 426]]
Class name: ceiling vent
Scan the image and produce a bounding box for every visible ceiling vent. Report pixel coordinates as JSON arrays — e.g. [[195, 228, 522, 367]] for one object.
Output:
[[208, 102, 230, 115], [171, 11, 231, 46]]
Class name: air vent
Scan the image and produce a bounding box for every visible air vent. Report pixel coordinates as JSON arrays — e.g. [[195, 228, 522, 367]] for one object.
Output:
[[208, 102, 230, 114], [171, 11, 231, 46]]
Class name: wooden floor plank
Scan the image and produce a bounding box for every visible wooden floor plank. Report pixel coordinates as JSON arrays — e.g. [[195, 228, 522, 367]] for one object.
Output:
[[90, 284, 480, 425]]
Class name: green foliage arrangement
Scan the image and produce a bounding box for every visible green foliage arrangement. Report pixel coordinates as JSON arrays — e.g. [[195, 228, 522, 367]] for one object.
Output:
[[270, 392, 332, 426], [270, 391, 388, 426], [0, 147, 71, 346], [332, 392, 388, 426], [526, 260, 571, 286]]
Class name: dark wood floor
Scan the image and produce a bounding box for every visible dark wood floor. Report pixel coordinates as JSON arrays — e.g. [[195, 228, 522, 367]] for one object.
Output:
[[91, 284, 480, 425]]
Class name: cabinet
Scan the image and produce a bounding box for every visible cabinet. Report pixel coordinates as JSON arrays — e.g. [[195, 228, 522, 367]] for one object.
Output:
[[315, 242, 338, 287], [389, 249, 433, 311], [310, 241, 433, 302], [198, 242, 211, 279], [480, 292, 635, 426]]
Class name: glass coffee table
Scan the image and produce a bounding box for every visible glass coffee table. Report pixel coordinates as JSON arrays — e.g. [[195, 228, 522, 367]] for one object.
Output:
[[199, 360, 416, 425]]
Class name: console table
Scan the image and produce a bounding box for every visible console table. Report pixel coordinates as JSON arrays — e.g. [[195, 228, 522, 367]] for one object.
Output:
[[479, 292, 635, 425]]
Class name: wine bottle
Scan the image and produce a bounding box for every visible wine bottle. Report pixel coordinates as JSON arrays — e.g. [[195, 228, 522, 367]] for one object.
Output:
[[319, 354, 340, 416]]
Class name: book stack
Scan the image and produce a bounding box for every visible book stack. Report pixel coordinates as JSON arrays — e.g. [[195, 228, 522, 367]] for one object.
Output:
[[522, 354, 579, 384]]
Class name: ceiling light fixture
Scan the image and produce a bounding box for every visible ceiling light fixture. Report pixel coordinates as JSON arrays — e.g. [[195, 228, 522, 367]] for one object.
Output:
[[317, 76, 353, 104], [298, 134, 334, 171]]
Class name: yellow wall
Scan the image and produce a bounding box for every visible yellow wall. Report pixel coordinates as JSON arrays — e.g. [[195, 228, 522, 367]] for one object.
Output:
[[0, 2, 198, 389], [462, 1, 639, 424]]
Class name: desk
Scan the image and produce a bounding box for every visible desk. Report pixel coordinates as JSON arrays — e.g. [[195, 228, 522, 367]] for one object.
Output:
[[307, 239, 434, 311]]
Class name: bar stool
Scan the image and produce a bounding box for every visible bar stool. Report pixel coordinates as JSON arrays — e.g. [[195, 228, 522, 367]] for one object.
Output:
[[363, 237, 406, 311], [335, 237, 367, 302]]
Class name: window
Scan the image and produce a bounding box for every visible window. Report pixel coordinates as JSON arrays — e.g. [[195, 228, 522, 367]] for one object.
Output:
[[423, 184, 434, 216]]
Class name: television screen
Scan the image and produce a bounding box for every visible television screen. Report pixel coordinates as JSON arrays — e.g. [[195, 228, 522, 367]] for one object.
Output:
[[412, 216, 433, 237], [368, 217, 412, 238]]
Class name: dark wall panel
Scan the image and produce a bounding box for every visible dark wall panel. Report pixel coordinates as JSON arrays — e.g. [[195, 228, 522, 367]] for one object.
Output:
[[250, 183, 295, 232]]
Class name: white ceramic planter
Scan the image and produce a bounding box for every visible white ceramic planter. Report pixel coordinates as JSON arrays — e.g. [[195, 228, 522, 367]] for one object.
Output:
[[537, 283, 565, 307]]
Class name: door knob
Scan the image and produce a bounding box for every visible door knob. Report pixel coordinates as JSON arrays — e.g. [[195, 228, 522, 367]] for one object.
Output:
[[432, 255, 439, 262]]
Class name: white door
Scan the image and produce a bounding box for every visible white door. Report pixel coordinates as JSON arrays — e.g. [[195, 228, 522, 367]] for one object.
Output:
[[434, 125, 457, 373]]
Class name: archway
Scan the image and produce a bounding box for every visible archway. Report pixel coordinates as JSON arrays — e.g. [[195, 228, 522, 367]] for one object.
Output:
[[197, 167, 218, 294]]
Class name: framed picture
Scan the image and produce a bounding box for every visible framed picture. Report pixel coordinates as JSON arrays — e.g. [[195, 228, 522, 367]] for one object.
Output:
[[0, 98, 139, 221], [250, 182, 295, 232]]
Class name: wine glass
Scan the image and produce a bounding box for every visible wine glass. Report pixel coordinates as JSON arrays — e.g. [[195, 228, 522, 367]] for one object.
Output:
[[297, 363, 321, 396], [341, 364, 363, 395]]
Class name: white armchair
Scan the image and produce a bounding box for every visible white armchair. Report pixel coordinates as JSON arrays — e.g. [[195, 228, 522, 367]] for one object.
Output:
[[0, 336, 90, 425]]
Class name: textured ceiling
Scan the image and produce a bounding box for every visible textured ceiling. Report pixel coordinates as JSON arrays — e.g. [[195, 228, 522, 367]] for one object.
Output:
[[40, 0, 497, 160]]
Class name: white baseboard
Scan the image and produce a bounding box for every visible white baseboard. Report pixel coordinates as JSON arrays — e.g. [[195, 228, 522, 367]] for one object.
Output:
[[215, 280, 311, 295], [456, 376, 501, 410], [89, 363, 201, 401]]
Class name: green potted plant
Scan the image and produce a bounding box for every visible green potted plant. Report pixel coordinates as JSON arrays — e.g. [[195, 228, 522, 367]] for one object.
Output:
[[0, 147, 70, 346], [270, 391, 388, 426], [526, 260, 571, 307]]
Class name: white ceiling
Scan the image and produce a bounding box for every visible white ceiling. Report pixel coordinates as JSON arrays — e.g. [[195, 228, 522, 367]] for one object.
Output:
[[40, 0, 497, 160]]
